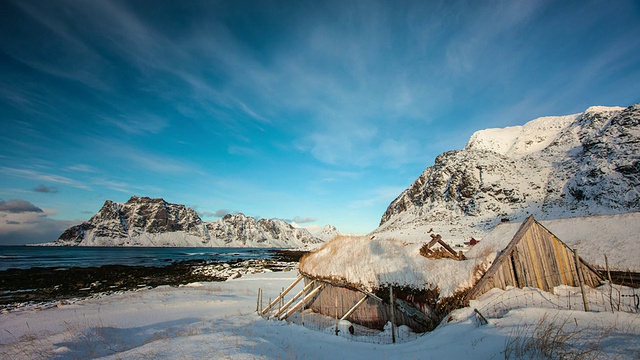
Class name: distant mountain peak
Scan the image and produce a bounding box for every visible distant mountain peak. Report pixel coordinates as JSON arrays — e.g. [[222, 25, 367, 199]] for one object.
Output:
[[44, 197, 328, 248]]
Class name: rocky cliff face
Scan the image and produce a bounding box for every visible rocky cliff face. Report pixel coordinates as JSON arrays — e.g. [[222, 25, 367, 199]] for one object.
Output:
[[48, 196, 324, 248], [376, 104, 640, 243], [205, 213, 323, 247]]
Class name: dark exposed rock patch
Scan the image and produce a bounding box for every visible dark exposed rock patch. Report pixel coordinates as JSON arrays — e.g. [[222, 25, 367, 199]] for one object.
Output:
[[0, 257, 301, 310]]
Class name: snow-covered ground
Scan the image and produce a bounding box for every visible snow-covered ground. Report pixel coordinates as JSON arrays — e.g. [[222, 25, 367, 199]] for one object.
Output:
[[1, 270, 638, 359]]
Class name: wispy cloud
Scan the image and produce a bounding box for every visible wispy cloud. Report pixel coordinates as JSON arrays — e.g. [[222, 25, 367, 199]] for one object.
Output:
[[348, 186, 408, 210], [6, 1, 112, 91], [200, 209, 240, 218], [103, 114, 169, 135], [33, 185, 58, 193], [0, 167, 91, 190], [228, 145, 258, 157], [92, 140, 199, 175], [0, 199, 44, 213], [292, 216, 316, 224], [90, 179, 134, 194], [65, 164, 97, 173]]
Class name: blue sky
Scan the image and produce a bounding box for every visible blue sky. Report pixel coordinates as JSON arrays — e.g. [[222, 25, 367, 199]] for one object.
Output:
[[1, 0, 639, 245]]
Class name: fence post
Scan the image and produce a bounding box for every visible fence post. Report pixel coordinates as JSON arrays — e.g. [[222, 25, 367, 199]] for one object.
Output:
[[574, 249, 589, 312], [605, 255, 614, 313], [256, 288, 261, 314], [389, 286, 396, 344], [335, 296, 339, 336], [267, 298, 271, 319]]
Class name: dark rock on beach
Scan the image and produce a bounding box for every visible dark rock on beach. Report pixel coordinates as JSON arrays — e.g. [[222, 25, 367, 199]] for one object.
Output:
[[0, 263, 223, 307], [0, 253, 307, 310]]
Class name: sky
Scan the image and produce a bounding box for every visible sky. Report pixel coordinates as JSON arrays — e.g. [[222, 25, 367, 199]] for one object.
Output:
[[1, 0, 639, 245]]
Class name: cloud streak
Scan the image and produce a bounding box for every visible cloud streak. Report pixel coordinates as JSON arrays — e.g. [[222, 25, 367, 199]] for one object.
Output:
[[33, 185, 58, 193], [0, 199, 44, 213], [0, 167, 91, 190]]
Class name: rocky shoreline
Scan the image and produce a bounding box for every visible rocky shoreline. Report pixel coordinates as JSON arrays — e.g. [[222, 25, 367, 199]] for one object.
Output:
[[0, 250, 307, 312]]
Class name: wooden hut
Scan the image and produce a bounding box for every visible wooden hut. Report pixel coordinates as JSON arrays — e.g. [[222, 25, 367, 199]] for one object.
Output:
[[295, 235, 475, 332], [466, 215, 604, 300], [273, 215, 614, 333]]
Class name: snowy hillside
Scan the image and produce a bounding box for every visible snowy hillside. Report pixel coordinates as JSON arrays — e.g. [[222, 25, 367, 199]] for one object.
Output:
[[42, 196, 325, 248], [375, 104, 640, 244], [306, 224, 341, 242]]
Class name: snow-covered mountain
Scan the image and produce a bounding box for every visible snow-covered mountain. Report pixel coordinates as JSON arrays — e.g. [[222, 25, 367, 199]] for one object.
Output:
[[205, 213, 324, 248], [44, 196, 325, 248], [374, 103, 640, 243], [307, 224, 341, 242]]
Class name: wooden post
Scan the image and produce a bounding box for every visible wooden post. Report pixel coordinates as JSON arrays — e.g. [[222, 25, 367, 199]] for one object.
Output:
[[574, 249, 589, 312], [473, 308, 488, 326], [273, 281, 316, 318], [261, 275, 303, 315], [605, 255, 614, 313], [256, 288, 261, 314], [280, 284, 324, 320], [335, 296, 339, 335], [267, 298, 271, 319], [341, 295, 369, 321], [389, 286, 396, 344]]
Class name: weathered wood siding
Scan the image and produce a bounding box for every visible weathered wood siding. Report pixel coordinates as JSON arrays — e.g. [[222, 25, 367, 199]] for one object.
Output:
[[302, 277, 433, 332], [468, 216, 604, 300]]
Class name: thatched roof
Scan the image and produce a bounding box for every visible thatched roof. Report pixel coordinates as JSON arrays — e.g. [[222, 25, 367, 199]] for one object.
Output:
[[299, 235, 483, 297]]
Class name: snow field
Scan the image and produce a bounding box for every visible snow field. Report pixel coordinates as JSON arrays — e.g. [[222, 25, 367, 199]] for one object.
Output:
[[1, 270, 638, 359]]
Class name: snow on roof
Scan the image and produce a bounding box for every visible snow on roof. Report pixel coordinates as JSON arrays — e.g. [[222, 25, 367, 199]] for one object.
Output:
[[467, 212, 640, 272], [299, 235, 483, 297], [301, 212, 639, 298]]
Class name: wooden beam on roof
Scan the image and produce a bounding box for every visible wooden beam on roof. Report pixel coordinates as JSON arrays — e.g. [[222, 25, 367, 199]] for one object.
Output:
[[437, 239, 465, 260], [425, 234, 441, 249]]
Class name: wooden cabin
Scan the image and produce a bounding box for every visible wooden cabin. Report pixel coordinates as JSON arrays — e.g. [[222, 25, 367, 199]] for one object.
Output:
[[299, 277, 436, 331], [296, 235, 476, 332], [282, 215, 622, 333], [466, 215, 604, 300]]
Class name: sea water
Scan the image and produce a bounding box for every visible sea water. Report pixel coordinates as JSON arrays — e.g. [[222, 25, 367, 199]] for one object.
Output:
[[0, 246, 277, 271]]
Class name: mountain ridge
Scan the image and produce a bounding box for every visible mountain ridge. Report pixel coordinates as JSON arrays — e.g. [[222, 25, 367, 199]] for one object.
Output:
[[375, 103, 640, 243], [43, 196, 326, 248]]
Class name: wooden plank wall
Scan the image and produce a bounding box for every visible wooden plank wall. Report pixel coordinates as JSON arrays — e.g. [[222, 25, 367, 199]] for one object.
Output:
[[302, 277, 432, 332], [468, 217, 603, 300]]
